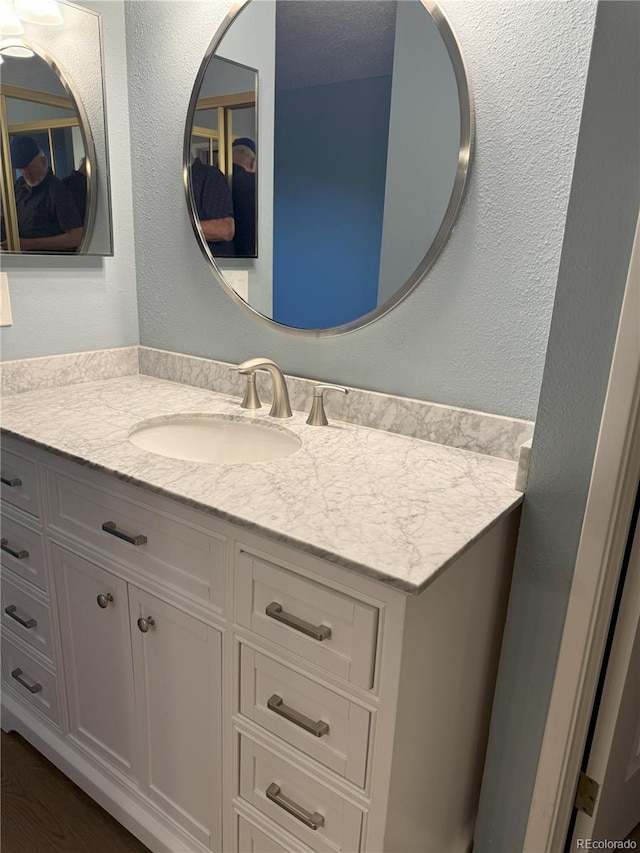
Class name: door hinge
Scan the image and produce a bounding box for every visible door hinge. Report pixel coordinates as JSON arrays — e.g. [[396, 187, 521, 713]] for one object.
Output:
[[575, 771, 600, 816]]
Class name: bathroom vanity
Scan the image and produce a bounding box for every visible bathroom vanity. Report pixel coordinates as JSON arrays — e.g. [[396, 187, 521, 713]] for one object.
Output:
[[0, 365, 524, 853]]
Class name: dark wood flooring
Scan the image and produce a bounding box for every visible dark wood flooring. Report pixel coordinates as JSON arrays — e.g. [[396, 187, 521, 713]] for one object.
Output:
[[2, 728, 639, 852], [1, 730, 150, 853]]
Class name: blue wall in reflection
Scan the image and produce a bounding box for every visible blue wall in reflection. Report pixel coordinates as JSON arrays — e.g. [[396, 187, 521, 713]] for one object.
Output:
[[272, 75, 392, 329]]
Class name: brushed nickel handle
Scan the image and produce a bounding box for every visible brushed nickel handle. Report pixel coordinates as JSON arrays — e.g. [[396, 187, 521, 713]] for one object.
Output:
[[4, 605, 37, 629], [1, 538, 29, 560], [306, 384, 349, 427], [96, 593, 114, 609], [266, 602, 331, 641], [11, 668, 42, 694], [102, 521, 147, 547], [267, 694, 329, 738], [240, 371, 262, 410], [266, 783, 324, 830], [137, 616, 155, 633], [1, 475, 22, 487]]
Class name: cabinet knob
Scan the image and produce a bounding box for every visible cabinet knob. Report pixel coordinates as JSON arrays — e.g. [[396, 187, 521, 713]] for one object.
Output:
[[137, 616, 155, 633], [96, 593, 114, 609]]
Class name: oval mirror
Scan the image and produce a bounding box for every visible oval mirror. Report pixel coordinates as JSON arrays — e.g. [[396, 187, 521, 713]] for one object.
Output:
[[0, 40, 98, 254], [185, 0, 473, 335], [0, 0, 113, 256]]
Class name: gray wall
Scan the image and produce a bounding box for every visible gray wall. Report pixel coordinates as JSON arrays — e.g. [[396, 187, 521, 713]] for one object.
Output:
[[0, 0, 139, 359], [378, 0, 460, 305], [126, 0, 596, 421], [474, 2, 640, 849], [0, 0, 596, 422]]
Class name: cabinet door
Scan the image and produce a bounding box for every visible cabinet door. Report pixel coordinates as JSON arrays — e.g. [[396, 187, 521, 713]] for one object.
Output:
[[53, 546, 137, 779], [130, 587, 222, 852]]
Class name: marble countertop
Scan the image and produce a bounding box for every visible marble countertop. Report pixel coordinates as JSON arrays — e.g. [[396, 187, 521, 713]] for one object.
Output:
[[1, 375, 523, 594]]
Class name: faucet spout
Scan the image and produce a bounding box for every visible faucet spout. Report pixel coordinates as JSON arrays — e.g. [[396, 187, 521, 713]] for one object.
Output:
[[237, 357, 293, 418]]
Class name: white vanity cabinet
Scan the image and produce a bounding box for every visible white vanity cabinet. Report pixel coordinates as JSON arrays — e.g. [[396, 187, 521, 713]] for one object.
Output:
[[1, 438, 225, 853], [0, 434, 520, 853], [53, 542, 223, 851], [53, 547, 137, 779], [1, 444, 64, 728]]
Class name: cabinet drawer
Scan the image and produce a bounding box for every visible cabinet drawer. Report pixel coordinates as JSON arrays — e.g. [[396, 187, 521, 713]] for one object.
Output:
[[46, 469, 225, 611], [1, 448, 40, 518], [240, 646, 371, 787], [1, 574, 53, 659], [237, 813, 314, 853], [1, 637, 59, 724], [0, 515, 47, 591], [239, 735, 364, 853], [236, 551, 378, 689]]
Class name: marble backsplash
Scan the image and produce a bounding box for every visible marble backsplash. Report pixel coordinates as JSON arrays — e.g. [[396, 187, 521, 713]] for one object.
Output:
[[140, 348, 534, 463], [0, 345, 535, 466], [0, 346, 139, 396]]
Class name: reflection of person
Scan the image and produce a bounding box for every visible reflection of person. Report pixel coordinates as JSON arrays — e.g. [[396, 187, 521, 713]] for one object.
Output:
[[62, 156, 88, 221], [190, 156, 234, 257], [231, 137, 257, 256], [1, 135, 83, 252]]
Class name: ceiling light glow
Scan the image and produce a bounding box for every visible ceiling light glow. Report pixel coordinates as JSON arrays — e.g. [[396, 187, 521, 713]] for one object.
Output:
[[16, 0, 63, 26]]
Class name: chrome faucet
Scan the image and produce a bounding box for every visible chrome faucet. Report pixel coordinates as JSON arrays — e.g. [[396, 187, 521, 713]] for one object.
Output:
[[237, 357, 293, 418]]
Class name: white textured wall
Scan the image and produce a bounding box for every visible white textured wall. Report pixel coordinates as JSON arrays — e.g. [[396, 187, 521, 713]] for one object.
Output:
[[129, 0, 597, 420], [0, 0, 139, 361]]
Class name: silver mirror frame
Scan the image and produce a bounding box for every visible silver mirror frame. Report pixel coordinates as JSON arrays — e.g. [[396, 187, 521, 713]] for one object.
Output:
[[0, 37, 98, 255], [0, 0, 113, 257], [184, 0, 474, 337]]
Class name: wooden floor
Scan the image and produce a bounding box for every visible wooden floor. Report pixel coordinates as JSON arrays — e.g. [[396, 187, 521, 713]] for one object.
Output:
[[1, 730, 150, 853], [1, 728, 639, 852]]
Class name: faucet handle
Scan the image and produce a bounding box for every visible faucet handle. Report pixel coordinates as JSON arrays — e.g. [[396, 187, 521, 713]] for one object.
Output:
[[240, 372, 261, 410], [230, 366, 262, 409], [306, 384, 349, 426]]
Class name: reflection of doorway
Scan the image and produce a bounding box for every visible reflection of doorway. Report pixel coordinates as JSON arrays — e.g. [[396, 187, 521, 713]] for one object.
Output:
[[1, 72, 87, 252], [193, 92, 256, 179]]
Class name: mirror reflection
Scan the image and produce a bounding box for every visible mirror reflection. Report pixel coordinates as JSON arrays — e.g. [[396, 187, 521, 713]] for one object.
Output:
[[189, 57, 257, 258], [187, 0, 472, 333], [1, 47, 92, 253]]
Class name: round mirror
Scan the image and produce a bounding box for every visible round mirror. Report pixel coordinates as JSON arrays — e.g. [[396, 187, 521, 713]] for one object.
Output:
[[185, 0, 473, 335], [1, 39, 97, 254]]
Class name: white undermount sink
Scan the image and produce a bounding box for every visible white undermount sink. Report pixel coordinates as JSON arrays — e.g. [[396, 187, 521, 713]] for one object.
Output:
[[128, 414, 301, 464]]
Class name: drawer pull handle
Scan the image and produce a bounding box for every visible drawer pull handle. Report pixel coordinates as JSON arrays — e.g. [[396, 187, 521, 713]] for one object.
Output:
[[1, 538, 29, 560], [4, 605, 37, 630], [267, 694, 329, 738], [265, 602, 331, 642], [96, 593, 114, 609], [101, 521, 147, 547], [1, 476, 22, 487], [266, 783, 324, 830], [137, 616, 155, 633], [11, 668, 42, 694]]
